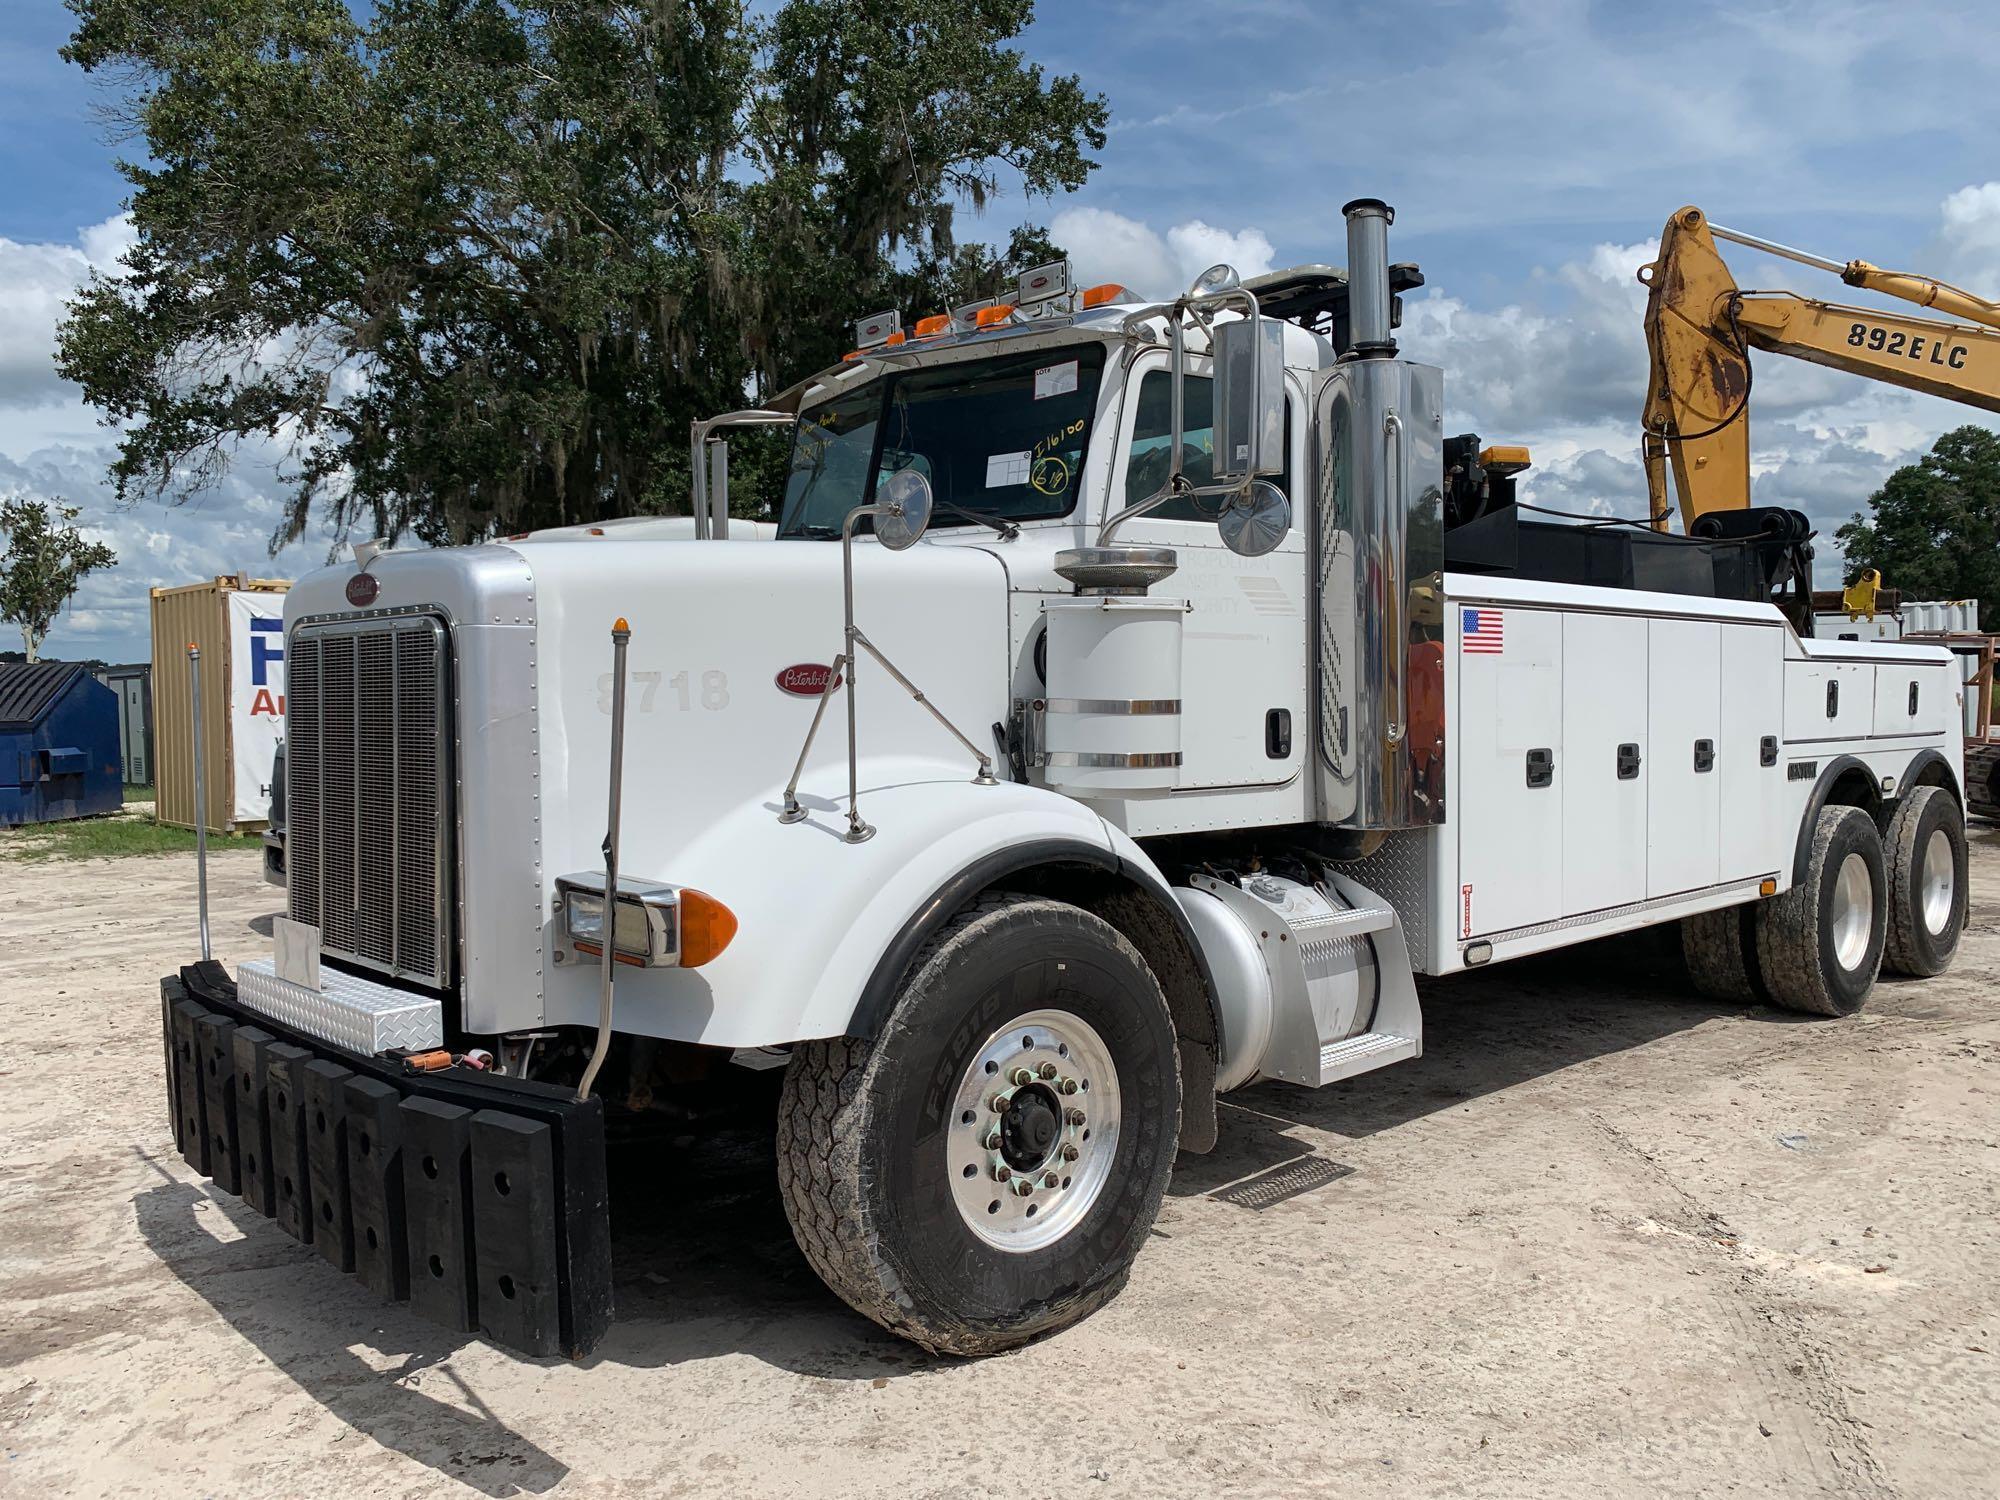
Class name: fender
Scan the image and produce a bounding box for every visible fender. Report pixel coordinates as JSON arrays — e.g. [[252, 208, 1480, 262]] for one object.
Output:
[[1896, 746, 1962, 806], [1791, 754, 1877, 885], [536, 770, 1126, 1049]]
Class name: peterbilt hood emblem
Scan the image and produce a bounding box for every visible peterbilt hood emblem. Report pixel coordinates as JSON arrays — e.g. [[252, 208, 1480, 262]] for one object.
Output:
[[775, 662, 841, 697], [345, 571, 380, 607]]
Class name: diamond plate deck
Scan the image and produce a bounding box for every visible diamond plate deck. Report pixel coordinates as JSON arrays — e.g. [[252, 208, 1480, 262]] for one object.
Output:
[[237, 957, 442, 1055]]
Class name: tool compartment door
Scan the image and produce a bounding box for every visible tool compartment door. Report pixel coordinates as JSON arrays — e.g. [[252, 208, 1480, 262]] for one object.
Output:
[[1455, 604, 1563, 939], [1561, 612, 1648, 913], [1718, 622, 1786, 882], [1647, 618, 1722, 897]]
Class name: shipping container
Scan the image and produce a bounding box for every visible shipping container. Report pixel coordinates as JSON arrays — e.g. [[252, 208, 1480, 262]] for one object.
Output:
[[150, 576, 290, 833]]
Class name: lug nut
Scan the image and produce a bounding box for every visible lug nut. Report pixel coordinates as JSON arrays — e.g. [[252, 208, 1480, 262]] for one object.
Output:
[[1037, 1061, 1058, 1081], [994, 1164, 1012, 1183], [985, 1131, 1003, 1152], [1059, 1078, 1079, 1096], [1061, 1143, 1080, 1162], [989, 1093, 1009, 1113], [1012, 1177, 1036, 1197], [1009, 1067, 1035, 1088], [1066, 1107, 1086, 1127], [1042, 1173, 1060, 1190]]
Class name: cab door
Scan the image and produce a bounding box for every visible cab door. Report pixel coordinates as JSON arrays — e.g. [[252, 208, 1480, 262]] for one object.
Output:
[[1115, 360, 1308, 791]]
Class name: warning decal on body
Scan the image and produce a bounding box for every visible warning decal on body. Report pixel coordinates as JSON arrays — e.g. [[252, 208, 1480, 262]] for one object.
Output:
[[1461, 883, 1474, 939]]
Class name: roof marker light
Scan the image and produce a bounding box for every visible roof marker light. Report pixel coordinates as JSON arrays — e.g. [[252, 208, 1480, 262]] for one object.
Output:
[[913, 314, 950, 338], [853, 309, 901, 349], [1017, 259, 1072, 306], [1080, 283, 1132, 309], [973, 304, 1016, 329]]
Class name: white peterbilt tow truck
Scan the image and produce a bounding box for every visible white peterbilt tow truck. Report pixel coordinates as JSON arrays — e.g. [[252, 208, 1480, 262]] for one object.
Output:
[[160, 200, 1970, 1360]]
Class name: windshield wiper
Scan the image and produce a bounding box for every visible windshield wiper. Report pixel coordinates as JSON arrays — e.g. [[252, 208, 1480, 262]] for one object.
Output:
[[787, 523, 843, 539], [931, 499, 1019, 541]]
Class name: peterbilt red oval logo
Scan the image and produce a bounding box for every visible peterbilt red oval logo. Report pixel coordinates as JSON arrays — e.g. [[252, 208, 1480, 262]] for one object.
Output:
[[345, 571, 379, 606], [775, 662, 841, 697]]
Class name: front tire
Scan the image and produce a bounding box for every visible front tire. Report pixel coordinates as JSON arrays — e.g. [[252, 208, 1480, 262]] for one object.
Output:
[[1881, 785, 1968, 977], [777, 894, 1181, 1355], [1754, 805, 1887, 1017]]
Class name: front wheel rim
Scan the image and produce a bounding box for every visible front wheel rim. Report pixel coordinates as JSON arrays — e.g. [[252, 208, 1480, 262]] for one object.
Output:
[[945, 1009, 1121, 1253], [1829, 850, 1874, 971], [1920, 826, 1956, 935]]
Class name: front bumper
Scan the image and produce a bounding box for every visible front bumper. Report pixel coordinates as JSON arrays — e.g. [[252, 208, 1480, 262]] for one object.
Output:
[[160, 960, 612, 1358]]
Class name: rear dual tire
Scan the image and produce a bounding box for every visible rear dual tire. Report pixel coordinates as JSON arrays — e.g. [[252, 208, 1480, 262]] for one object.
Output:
[[1881, 785, 1967, 977]]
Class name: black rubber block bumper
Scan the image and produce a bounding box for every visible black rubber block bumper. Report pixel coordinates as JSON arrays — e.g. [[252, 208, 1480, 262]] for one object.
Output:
[[160, 962, 612, 1358]]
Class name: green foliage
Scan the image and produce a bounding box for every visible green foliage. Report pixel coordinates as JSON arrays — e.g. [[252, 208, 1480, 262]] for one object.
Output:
[[1837, 426, 2000, 631], [1, 804, 258, 862], [0, 498, 118, 661], [58, 0, 1104, 548]]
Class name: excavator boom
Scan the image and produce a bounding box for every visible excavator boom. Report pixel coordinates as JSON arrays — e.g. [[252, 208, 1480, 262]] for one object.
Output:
[[1639, 205, 2000, 534]]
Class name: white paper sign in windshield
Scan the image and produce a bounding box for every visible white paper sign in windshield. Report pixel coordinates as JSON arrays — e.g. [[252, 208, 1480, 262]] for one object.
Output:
[[1033, 361, 1079, 401], [985, 450, 1032, 488]]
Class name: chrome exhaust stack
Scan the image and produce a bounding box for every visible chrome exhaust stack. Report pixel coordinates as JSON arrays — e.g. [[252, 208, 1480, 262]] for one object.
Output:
[[1342, 198, 1397, 357], [1313, 199, 1447, 833]]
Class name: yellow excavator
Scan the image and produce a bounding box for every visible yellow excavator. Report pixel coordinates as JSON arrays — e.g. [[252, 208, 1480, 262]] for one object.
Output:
[[1640, 206, 2000, 813], [1639, 204, 2000, 537]]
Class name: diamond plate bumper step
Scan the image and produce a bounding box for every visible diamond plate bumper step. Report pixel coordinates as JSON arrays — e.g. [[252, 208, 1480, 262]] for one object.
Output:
[[161, 960, 612, 1359]]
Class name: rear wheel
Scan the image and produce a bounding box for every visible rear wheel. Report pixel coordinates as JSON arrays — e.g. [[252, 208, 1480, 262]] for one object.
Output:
[[777, 894, 1181, 1355], [1881, 786, 1968, 977], [1753, 805, 1886, 1017], [1680, 903, 1761, 1003]]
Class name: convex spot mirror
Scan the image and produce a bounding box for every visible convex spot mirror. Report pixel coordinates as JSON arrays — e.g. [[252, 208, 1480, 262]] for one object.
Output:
[[875, 467, 933, 551], [1218, 479, 1291, 557]]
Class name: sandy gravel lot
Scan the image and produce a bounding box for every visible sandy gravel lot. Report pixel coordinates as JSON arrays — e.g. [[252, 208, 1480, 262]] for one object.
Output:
[[1, 828, 1994, 1499]]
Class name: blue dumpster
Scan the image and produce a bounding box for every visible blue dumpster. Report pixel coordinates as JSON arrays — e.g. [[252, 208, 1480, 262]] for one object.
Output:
[[0, 663, 123, 825]]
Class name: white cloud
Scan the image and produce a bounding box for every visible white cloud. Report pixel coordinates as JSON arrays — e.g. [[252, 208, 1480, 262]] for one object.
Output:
[[0, 435, 343, 664], [1934, 182, 2000, 297], [0, 212, 134, 408], [1050, 206, 1275, 300]]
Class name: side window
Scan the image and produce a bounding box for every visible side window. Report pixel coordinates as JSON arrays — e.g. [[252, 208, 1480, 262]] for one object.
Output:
[[1123, 371, 1290, 522]]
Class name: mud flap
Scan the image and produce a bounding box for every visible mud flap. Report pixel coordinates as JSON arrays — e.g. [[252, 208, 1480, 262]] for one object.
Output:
[[161, 962, 613, 1358]]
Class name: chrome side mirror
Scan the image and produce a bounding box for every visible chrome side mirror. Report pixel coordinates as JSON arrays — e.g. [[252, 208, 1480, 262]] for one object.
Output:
[[874, 468, 933, 551], [1211, 312, 1285, 481]]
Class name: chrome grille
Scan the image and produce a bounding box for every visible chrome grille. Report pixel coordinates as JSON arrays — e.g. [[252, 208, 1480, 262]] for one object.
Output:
[[286, 614, 452, 988]]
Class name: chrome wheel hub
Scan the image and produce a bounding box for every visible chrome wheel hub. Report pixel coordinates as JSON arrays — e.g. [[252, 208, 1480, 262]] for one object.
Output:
[[946, 1009, 1120, 1253], [1829, 851, 1874, 971], [1920, 827, 1956, 935]]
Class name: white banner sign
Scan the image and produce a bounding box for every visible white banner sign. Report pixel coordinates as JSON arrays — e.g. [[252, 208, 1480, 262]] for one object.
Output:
[[228, 592, 287, 823]]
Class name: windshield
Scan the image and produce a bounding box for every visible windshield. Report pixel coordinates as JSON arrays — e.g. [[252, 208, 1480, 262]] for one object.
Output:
[[779, 344, 1108, 537]]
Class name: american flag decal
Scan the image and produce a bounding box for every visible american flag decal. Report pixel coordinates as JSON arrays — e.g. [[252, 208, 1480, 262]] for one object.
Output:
[[1462, 607, 1504, 654]]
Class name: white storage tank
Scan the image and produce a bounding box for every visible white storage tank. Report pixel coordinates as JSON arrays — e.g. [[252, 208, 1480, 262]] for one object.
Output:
[[1041, 596, 1187, 794]]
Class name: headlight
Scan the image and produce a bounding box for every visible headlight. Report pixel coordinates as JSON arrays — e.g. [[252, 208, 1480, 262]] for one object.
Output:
[[555, 873, 737, 968]]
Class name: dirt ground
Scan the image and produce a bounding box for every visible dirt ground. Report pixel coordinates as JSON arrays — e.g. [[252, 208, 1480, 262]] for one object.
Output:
[[2, 830, 1995, 1500]]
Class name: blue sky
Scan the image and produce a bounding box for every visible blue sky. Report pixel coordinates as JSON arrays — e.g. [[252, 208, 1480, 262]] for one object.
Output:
[[5, 0, 2000, 661]]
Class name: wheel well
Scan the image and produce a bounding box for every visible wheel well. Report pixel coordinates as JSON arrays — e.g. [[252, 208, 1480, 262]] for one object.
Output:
[[1822, 765, 1880, 815], [983, 863, 1222, 1156]]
